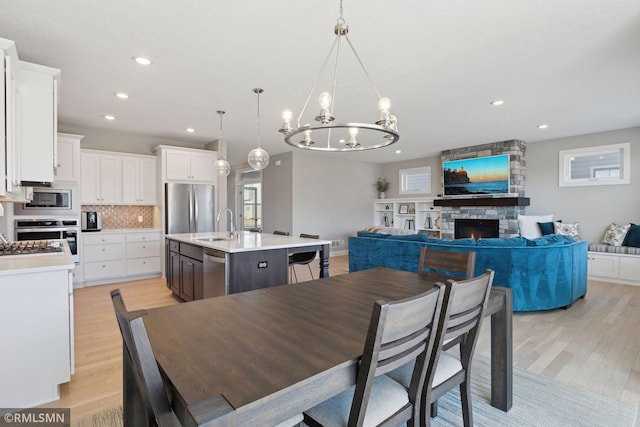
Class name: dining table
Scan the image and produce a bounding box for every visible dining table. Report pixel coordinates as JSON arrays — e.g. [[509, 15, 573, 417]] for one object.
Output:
[[123, 267, 512, 426]]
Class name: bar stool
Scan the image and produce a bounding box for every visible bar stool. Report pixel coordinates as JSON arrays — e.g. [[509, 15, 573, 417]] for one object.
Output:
[[405, 219, 414, 230]]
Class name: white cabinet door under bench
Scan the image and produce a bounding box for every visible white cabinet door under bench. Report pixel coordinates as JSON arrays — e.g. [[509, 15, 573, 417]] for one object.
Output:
[[588, 251, 640, 286]]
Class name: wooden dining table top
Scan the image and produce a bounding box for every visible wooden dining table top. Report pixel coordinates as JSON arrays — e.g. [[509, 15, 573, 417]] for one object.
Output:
[[143, 267, 455, 411]]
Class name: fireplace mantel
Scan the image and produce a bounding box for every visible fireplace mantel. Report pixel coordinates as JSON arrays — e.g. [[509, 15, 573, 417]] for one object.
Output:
[[434, 197, 530, 207]]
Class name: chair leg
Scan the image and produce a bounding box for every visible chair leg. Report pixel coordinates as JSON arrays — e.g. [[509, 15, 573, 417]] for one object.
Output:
[[430, 399, 438, 418], [291, 265, 298, 283], [460, 382, 473, 427], [306, 263, 314, 280]]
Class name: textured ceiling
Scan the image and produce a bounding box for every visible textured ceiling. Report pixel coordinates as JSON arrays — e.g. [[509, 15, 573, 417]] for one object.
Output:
[[1, 0, 639, 164]]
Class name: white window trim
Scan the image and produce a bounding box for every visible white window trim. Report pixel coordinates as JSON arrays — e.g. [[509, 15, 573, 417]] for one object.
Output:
[[559, 142, 630, 187], [399, 166, 431, 194]]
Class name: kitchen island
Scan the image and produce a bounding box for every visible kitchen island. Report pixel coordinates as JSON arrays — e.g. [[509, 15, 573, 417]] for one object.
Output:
[[165, 231, 331, 300], [0, 242, 75, 410]]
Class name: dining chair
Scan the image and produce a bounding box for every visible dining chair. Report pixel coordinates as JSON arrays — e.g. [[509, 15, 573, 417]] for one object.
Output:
[[386, 269, 495, 427], [303, 284, 446, 427], [289, 233, 319, 283], [111, 289, 304, 427], [418, 247, 476, 279]]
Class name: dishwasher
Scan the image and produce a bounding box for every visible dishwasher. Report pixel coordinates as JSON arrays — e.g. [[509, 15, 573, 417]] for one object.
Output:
[[202, 249, 228, 297]]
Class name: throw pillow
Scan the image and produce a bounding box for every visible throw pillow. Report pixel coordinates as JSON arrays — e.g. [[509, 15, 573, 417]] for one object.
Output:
[[553, 221, 581, 240], [622, 223, 640, 248], [518, 214, 553, 239], [601, 223, 631, 246], [537, 220, 560, 236]]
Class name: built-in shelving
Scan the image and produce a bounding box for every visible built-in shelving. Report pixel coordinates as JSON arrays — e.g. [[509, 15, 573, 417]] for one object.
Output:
[[373, 198, 441, 237]]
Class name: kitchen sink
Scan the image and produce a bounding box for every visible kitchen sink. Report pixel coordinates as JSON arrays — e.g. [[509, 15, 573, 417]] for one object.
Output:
[[195, 237, 233, 242]]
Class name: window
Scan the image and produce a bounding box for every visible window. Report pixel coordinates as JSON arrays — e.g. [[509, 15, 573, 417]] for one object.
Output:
[[559, 143, 630, 187], [399, 167, 431, 194]]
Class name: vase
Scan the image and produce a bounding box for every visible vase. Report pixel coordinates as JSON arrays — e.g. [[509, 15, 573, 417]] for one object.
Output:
[[379, 192, 386, 199]]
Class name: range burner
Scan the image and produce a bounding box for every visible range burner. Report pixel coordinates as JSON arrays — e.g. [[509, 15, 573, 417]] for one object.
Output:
[[0, 240, 64, 256]]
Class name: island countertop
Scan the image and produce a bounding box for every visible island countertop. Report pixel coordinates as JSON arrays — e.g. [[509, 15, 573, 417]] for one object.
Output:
[[165, 231, 331, 253]]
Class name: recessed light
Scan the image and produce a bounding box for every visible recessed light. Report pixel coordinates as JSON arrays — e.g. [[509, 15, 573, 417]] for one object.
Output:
[[133, 56, 152, 65], [537, 124, 549, 129], [115, 92, 129, 99], [104, 115, 115, 121], [395, 150, 402, 154], [491, 100, 505, 106], [186, 128, 195, 133]]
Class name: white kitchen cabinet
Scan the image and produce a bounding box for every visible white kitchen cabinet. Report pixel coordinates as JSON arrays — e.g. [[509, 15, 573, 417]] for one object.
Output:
[[81, 150, 123, 204], [18, 61, 60, 184], [1, 39, 21, 196], [82, 232, 126, 281], [163, 147, 216, 183], [126, 231, 162, 276], [122, 154, 157, 205], [0, 263, 74, 407], [56, 133, 82, 182]]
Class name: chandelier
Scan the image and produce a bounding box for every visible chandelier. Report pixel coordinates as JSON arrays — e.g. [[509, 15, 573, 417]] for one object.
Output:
[[248, 88, 269, 170], [279, 0, 399, 151], [214, 110, 231, 177]]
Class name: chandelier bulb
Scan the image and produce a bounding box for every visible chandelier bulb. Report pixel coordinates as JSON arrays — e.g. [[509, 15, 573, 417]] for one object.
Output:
[[319, 92, 332, 109], [282, 109, 293, 122], [378, 97, 391, 113]]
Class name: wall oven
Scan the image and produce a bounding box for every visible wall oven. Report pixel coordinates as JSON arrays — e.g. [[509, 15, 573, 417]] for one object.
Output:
[[14, 219, 80, 263]]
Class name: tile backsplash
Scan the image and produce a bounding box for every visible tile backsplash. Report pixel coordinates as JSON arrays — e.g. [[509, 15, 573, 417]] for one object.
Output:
[[81, 205, 156, 229]]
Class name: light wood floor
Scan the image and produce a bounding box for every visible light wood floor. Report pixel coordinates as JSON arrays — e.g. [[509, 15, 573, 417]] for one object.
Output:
[[42, 255, 640, 425]]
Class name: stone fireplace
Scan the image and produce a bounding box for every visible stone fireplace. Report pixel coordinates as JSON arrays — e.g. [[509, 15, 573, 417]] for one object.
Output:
[[436, 140, 528, 239]]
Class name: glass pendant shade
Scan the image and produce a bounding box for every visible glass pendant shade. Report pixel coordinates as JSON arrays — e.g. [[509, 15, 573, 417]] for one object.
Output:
[[215, 158, 231, 177], [248, 147, 269, 171]]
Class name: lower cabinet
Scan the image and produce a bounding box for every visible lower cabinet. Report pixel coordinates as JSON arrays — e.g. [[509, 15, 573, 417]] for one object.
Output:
[[167, 239, 203, 301], [81, 230, 161, 286]]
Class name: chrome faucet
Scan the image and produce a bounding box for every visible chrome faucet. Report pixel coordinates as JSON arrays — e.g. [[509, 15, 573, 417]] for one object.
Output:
[[216, 208, 237, 238]]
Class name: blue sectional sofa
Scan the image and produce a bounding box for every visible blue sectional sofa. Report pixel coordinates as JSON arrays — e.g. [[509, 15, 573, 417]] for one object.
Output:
[[349, 233, 588, 311]]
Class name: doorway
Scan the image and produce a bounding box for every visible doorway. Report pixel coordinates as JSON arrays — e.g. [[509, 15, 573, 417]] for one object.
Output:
[[237, 169, 262, 231]]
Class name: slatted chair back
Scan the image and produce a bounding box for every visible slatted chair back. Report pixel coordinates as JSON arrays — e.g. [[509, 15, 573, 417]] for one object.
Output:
[[111, 289, 178, 427], [347, 284, 446, 426], [439, 269, 494, 352], [418, 247, 476, 279]]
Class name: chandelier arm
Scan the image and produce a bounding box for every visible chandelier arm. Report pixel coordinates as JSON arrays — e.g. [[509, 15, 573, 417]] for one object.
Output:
[[344, 35, 383, 99], [296, 35, 340, 126]]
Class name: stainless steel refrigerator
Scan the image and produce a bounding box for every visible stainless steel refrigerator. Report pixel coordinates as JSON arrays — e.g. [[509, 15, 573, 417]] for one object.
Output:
[[165, 183, 216, 234]]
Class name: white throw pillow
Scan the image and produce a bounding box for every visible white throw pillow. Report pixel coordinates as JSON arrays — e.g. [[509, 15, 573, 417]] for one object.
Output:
[[601, 223, 630, 246], [518, 214, 553, 239], [554, 221, 581, 240]]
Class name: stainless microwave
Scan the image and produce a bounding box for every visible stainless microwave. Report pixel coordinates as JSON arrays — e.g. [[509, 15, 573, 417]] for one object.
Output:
[[20, 188, 72, 211]]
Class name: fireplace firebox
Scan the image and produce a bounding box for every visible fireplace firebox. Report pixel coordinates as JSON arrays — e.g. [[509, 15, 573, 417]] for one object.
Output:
[[455, 219, 499, 240]]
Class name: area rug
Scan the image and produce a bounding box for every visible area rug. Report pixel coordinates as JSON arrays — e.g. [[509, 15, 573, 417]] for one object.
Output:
[[74, 357, 638, 427], [431, 355, 638, 427]]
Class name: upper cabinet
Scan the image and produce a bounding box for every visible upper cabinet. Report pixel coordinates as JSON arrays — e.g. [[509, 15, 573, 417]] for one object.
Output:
[[19, 61, 60, 185], [122, 155, 157, 205], [56, 133, 82, 182], [1, 38, 60, 197], [158, 146, 216, 183], [81, 149, 157, 206], [81, 151, 123, 204]]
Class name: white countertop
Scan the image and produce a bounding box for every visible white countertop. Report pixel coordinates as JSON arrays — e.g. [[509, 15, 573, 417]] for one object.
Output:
[[83, 228, 161, 234], [166, 231, 331, 253], [0, 241, 75, 276]]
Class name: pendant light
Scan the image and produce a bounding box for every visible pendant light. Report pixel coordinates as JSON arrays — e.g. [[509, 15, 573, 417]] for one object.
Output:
[[214, 110, 231, 177], [248, 88, 269, 171], [279, 0, 399, 151]]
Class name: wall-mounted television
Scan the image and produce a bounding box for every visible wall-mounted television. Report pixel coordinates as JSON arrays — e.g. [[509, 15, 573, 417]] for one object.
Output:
[[443, 154, 510, 197]]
